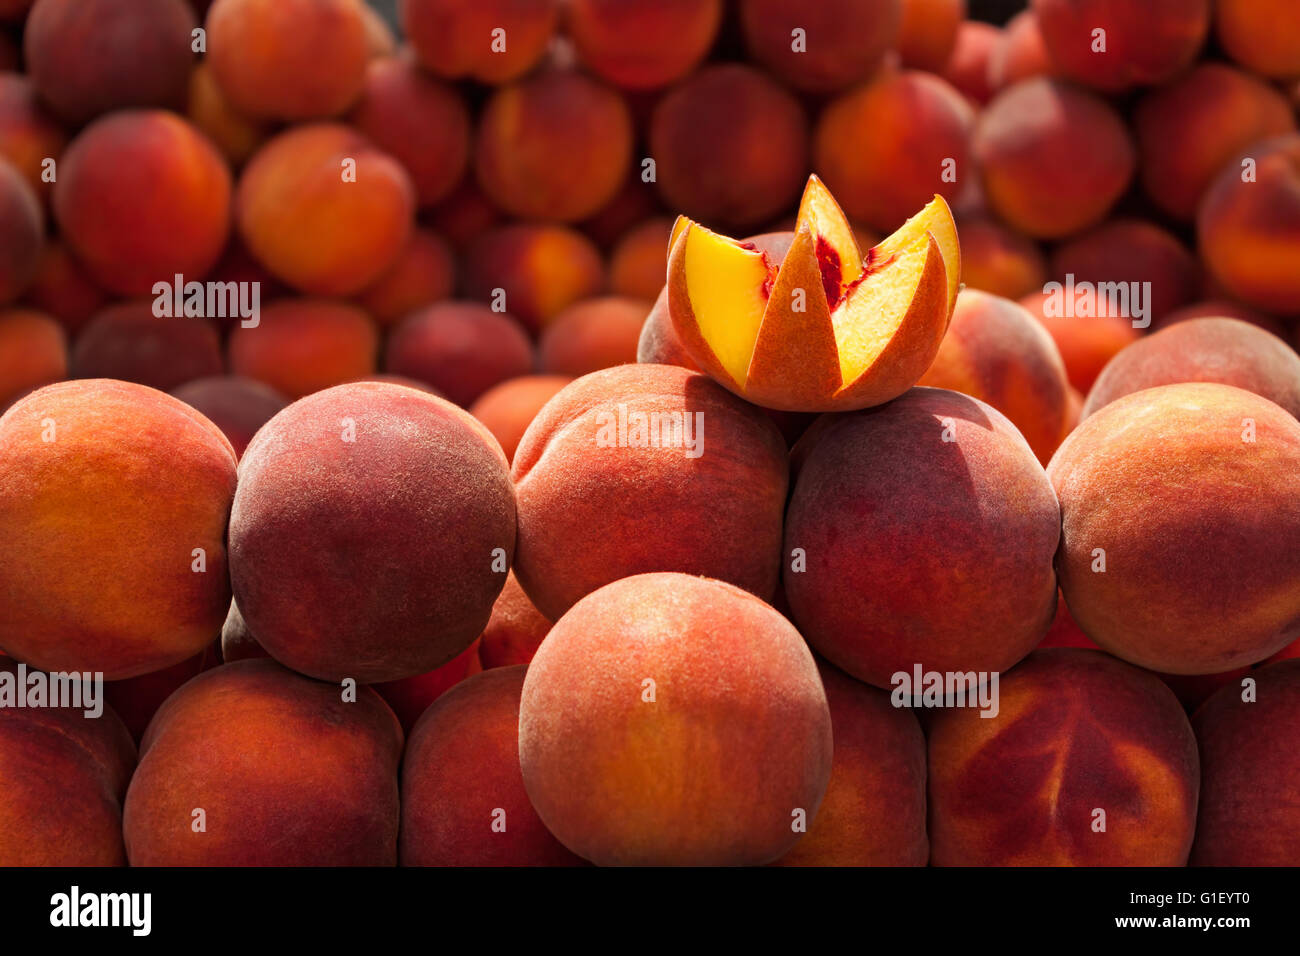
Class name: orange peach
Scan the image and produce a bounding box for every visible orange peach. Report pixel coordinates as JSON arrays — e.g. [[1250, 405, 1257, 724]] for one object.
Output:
[[19, 241, 107, 334], [352, 228, 455, 328], [124, 659, 402, 865], [1215, 0, 1300, 80], [54, 111, 231, 297], [403, 0, 558, 84], [609, 217, 672, 303], [227, 299, 378, 399], [170, 375, 288, 458], [463, 224, 605, 333], [0, 158, 42, 304], [1019, 289, 1141, 393], [71, 302, 223, 392], [649, 64, 807, 229], [185, 61, 267, 168], [1049, 383, 1300, 674], [929, 649, 1199, 865], [896, 0, 965, 72], [477, 571, 552, 669], [738, 0, 901, 93], [0, 380, 237, 678], [568, 0, 722, 90], [943, 20, 1000, 104], [538, 296, 648, 377], [957, 214, 1047, 300], [206, 0, 370, 121], [0, 74, 65, 201], [974, 78, 1134, 239], [0, 308, 65, 410], [468, 375, 573, 464], [519, 572, 833, 866]]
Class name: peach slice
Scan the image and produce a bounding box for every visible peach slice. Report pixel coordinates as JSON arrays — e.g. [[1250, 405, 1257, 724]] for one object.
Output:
[[667, 176, 958, 411]]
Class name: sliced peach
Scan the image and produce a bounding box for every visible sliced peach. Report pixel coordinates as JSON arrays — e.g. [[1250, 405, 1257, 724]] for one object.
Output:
[[667, 175, 958, 411]]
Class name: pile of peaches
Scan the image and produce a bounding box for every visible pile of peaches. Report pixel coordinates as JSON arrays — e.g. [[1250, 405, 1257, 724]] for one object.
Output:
[[1, 0, 1300, 868]]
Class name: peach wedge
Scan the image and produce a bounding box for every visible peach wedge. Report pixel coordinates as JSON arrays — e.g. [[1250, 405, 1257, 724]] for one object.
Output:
[[667, 176, 958, 411]]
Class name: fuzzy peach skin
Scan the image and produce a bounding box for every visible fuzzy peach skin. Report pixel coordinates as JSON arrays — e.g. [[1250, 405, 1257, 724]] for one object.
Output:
[[814, 69, 973, 234], [519, 573, 832, 866], [785, 387, 1060, 689], [0, 380, 236, 678], [1197, 134, 1300, 316], [610, 217, 673, 302], [943, 21, 1000, 104], [237, 123, 414, 297], [918, 290, 1070, 464], [477, 571, 552, 669], [19, 241, 106, 334], [0, 159, 43, 305], [511, 363, 788, 621], [775, 660, 928, 866], [738, 0, 901, 93], [54, 111, 231, 297], [0, 308, 65, 411], [929, 648, 1199, 866], [956, 214, 1046, 301], [1032, 0, 1209, 92], [468, 375, 573, 464], [1019, 289, 1140, 393], [124, 659, 403, 865], [1192, 659, 1300, 865], [0, 667, 136, 866], [569, 0, 721, 90], [71, 302, 223, 392], [227, 299, 379, 399], [649, 64, 807, 229], [403, 0, 557, 84], [1082, 318, 1300, 421], [24, 0, 195, 125], [384, 302, 534, 408], [402, 666, 584, 866], [352, 229, 455, 328], [1049, 383, 1300, 674], [0, 74, 67, 202], [974, 78, 1134, 239], [1215, 0, 1300, 80], [1134, 63, 1295, 223], [462, 224, 605, 333], [230, 382, 516, 683], [538, 296, 648, 377], [348, 55, 469, 208], [668, 179, 959, 412], [170, 376, 288, 459], [206, 0, 369, 121]]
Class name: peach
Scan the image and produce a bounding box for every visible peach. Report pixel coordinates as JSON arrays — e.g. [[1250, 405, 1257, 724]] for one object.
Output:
[[637, 288, 699, 371], [1134, 63, 1295, 222], [227, 299, 378, 400], [206, 0, 369, 121], [468, 374, 573, 464], [71, 302, 223, 392], [477, 571, 552, 669], [24, 0, 195, 125], [384, 302, 533, 408], [1049, 383, 1300, 674], [519, 573, 832, 866], [538, 296, 648, 377], [185, 61, 267, 168], [0, 74, 66, 201], [351, 228, 455, 329], [1032, 0, 1209, 92], [1197, 134, 1300, 316], [1215, 0, 1300, 80], [475, 69, 632, 223], [568, 0, 722, 90], [668, 178, 960, 412], [104, 643, 219, 742], [957, 214, 1047, 300], [54, 111, 231, 297], [0, 308, 64, 410], [0, 667, 136, 866], [975, 79, 1134, 239], [738, 0, 901, 93], [609, 217, 673, 303], [896, 0, 965, 72], [236, 123, 414, 297], [1154, 299, 1288, 338], [218, 599, 260, 663], [402, 666, 584, 866], [1048, 218, 1200, 324], [0, 380, 236, 678], [1192, 659, 1300, 865], [19, 241, 107, 335], [1082, 318, 1300, 421], [230, 382, 516, 683], [649, 64, 807, 229], [348, 55, 470, 208], [512, 364, 788, 620], [785, 387, 1059, 689], [579, 174, 663, 248], [124, 658, 402, 865], [814, 69, 973, 235], [403, 0, 557, 84], [918, 289, 1070, 464], [463, 224, 605, 333], [170, 376, 288, 458], [988, 9, 1055, 91], [775, 661, 928, 866], [372, 640, 482, 734], [929, 648, 1199, 865], [943, 21, 1000, 104], [0, 158, 42, 304], [1019, 288, 1141, 393]]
